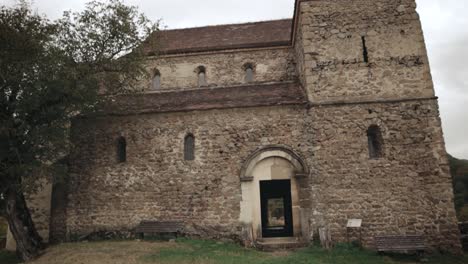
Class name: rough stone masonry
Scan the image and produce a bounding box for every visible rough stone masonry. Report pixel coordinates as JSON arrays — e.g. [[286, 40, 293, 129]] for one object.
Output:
[[7, 0, 462, 253]]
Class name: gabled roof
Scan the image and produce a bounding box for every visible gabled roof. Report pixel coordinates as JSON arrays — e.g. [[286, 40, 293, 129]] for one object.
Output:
[[141, 0, 311, 55], [144, 19, 293, 55]]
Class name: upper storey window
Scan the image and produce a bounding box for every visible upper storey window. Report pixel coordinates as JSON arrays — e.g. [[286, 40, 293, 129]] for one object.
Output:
[[152, 70, 161, 90], [197, 66, 207, 87], [184, 134, 195, 161], [244, 63, 254, 83], [117, 136, 127, 163], [367, 125, 383, 159]]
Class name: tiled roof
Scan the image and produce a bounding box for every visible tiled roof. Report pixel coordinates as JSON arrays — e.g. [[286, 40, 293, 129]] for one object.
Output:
[[102, 82, 307, 115], [144, 19, 293, 55]]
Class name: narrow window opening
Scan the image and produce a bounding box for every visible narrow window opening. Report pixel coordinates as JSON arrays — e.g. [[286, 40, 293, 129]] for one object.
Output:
[[245, 67, 254, 83], [361, 36, 369, 63], [117, 136, 127, 163], [244, 63, 254, 83], [152, 70, 161, 90], [184, 134, 195, 161], [197, 66, 207, 87], [367, 125, 383, 159]]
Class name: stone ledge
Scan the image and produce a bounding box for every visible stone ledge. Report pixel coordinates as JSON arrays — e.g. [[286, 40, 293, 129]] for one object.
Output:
[[99, 82, 307, 116], [308, 96, 438, 108]]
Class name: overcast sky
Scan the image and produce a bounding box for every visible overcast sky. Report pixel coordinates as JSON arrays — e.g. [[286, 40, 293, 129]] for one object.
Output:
[[1, 0, 467, 159]]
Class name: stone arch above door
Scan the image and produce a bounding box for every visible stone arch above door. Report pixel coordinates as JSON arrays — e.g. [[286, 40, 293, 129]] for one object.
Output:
[[240, 145, 309, 182], [239, 145, 309, 244]]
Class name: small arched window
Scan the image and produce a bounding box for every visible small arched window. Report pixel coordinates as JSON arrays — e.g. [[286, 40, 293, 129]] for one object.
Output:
[[117, 136, 127, 163], [367, 125, 383, 159], [197, 66, 207, 87], [184, 134, 195, 161], [152, 70, 161, 90], [244, 63, 254, 83]]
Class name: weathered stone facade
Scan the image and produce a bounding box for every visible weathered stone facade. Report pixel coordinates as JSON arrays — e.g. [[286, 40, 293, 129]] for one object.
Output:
[[8, 0, 462, 253], [295, 0, 434, 103], [143, 48, 296, 91], [67, 106, 310, 239], [309, 100, 458, 251]]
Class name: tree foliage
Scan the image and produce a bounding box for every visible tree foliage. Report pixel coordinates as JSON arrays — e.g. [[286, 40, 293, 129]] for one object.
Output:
[[0, 0, 157, 260], [448, 155, 468, 222], [0, 0, 157, 198], [56, 0, 157, 94], [0, 193, 4, 216]]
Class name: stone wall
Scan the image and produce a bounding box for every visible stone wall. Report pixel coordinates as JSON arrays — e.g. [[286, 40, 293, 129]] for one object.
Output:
[[296, 0, 434, 103], [293, 19, 306, 89], [141, 47, 296, 91], [63, 99, 461, 251], [66, 105, 311, 239], [291, 0, 460, 251], [309, 100, 461, 252]]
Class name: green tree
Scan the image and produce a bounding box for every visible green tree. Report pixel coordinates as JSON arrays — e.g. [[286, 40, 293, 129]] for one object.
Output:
[[448, 155, 468, 221], [0, 193, 5, 216], [459, 205, 468, 222], [0, 0, 157, 260]]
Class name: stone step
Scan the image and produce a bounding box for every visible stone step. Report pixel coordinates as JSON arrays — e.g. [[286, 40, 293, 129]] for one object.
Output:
[[255, 237, 309, 251]]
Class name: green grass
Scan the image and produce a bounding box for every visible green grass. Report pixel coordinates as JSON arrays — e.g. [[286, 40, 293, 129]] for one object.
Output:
[[0, 250, 19, 264], [142, 239, 468, 264], [142, 239, 267, 264], [1, 238, 467, 264]]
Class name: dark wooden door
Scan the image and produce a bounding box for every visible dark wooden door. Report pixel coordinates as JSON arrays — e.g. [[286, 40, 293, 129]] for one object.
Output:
[[260, 180, 293, 238]]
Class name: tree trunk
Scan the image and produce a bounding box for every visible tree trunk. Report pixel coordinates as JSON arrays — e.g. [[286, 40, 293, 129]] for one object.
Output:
[[5, 187, 44, 261]]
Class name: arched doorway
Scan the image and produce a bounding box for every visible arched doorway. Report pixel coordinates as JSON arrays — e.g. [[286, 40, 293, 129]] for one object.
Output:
[[239, 145, 308, 243]]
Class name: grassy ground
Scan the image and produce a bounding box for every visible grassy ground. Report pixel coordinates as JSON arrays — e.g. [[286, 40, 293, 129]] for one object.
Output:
[[0, 239, 466, 264]]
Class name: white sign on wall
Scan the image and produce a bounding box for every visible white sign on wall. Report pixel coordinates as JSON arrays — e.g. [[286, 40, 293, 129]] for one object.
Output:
[[347, 219, 362, 228]]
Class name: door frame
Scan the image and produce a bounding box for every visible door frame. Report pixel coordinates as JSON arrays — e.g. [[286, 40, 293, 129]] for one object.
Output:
[[260, 179, 294, 238]]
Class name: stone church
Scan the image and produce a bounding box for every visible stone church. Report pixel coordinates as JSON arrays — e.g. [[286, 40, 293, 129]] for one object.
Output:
[[6, 0, 462, 252]]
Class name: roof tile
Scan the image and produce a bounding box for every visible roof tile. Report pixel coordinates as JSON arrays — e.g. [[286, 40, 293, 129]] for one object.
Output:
[[144, 19, 293, 55]]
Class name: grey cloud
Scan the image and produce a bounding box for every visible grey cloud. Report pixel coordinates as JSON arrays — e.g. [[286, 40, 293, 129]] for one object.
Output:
[[417, 0, 468, 159], [125, 0, 294, 29], [430, 37, 468, 94]]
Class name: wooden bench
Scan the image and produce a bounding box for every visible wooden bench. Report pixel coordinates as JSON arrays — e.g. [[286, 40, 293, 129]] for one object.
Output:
[[135, 221, 184, 239], [375, 235, 426, 254]]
